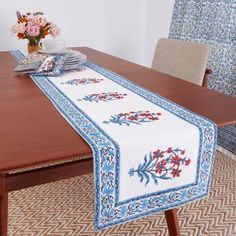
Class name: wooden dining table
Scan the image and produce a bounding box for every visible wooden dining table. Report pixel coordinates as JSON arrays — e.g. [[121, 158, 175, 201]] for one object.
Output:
[[1, 47, 236, 236]]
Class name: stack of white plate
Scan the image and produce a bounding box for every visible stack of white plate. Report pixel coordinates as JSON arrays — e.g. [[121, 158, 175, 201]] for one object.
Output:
[[63, 50, 87, 71]]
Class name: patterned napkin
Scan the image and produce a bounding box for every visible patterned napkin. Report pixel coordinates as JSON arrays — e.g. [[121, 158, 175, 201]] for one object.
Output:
[[14, 50, 87, 76]]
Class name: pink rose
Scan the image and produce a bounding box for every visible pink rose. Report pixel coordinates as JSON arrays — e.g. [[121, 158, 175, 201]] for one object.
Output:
[[10, 23, 26, 34], [26, 22, 40, 37], [17, 22, 26, 34], [50, 23, 60, 38], [28, 13, 38, 23], [37, 16, 47, 27], [11, 24, 18, 34]]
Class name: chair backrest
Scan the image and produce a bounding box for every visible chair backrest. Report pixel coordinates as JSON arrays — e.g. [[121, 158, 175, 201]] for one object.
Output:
[[151, 38, 210, 86]]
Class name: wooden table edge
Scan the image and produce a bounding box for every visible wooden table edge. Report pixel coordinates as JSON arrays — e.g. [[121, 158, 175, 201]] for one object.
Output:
[[1, 47, 236, 236]]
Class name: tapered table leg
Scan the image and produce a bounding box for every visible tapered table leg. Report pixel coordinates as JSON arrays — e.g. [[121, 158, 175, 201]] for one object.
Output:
[[164, 208, 180, 236], [0, 174, 8, 236]]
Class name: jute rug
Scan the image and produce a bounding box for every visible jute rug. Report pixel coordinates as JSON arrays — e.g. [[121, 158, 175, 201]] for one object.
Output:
[[8, 151, 236, 236]]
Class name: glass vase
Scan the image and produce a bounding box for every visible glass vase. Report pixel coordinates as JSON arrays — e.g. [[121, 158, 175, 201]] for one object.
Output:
[[27, 42, 41, 54]]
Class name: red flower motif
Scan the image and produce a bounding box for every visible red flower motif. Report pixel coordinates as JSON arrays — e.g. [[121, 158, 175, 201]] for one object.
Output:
[[167, 147, 172, 153], [128, 115, 138, 120], [171, 168, 182, 177], [153, 149, 164, 159], [150, 117, 159, 120], [170, 155, 182, 167], [155, 160, 167, 174], [181, 150, 186, 155], [185, 159, 191, 166], [130, 147, 191, 185]]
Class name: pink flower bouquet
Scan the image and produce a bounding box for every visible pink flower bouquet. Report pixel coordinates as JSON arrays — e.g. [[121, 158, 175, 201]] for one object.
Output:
[[11, 11, 60, 47]]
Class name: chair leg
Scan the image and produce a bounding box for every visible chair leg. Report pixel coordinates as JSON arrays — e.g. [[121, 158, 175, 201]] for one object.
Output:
[[164, 208, 180, 236], [0, 174, 8, 236]]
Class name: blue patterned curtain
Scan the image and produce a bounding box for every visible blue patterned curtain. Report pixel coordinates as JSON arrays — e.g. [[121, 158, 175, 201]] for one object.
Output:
[[169, 0, 236, 156]]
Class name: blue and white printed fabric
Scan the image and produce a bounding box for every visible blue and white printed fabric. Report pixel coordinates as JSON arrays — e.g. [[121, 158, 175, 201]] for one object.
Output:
[[169, 0, 236, 157], [11, 50, 217, 230]]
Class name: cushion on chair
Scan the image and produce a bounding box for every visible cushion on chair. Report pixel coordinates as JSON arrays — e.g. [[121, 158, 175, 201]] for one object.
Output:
[[152, 38, 209, 86]]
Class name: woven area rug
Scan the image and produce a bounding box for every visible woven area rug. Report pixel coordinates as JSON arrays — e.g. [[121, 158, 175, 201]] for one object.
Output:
[[9, 151, 236, 236]]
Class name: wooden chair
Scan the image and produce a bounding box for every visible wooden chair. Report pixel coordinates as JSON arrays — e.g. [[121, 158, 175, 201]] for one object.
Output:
[[152, 38, 212, 87]]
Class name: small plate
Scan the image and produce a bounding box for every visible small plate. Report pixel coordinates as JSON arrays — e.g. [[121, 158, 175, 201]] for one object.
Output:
[[39, 48, 72, 55]]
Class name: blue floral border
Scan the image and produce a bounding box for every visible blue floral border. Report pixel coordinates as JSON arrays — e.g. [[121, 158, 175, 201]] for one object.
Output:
[[11, 50, 217, 230]]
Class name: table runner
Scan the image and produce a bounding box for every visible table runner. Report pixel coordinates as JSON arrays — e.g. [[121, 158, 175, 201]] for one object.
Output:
[[11, 50, 217, 230]]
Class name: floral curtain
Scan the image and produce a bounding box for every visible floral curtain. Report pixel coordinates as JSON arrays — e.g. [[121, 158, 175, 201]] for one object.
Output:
[[169, 0, 236, 156]]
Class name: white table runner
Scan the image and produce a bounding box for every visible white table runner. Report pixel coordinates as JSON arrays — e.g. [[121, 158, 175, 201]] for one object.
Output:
[[11, 50, 217, 230]]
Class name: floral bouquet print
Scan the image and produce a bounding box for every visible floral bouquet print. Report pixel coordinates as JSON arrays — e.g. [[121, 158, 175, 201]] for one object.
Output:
[[11, 11, 60, 47]]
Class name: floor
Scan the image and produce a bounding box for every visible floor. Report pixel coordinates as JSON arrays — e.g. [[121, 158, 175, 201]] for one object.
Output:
[[8, 151, 236, 235]]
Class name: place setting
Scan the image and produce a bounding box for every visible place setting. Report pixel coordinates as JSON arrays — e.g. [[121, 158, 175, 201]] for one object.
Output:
[[14, 39, 87, 76]]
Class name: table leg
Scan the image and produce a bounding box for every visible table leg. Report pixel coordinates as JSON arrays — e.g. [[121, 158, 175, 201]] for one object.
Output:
[[164, 208, 180, 236], [0, 174, 8, 236]]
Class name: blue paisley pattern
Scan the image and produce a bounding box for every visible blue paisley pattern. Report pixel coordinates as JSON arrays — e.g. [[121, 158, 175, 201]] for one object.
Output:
[[169, 0, 236, 155]]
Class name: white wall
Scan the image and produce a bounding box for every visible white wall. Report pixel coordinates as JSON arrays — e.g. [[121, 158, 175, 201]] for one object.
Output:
[[143, 0, 175, 66], [0, 0, 174, 66]]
